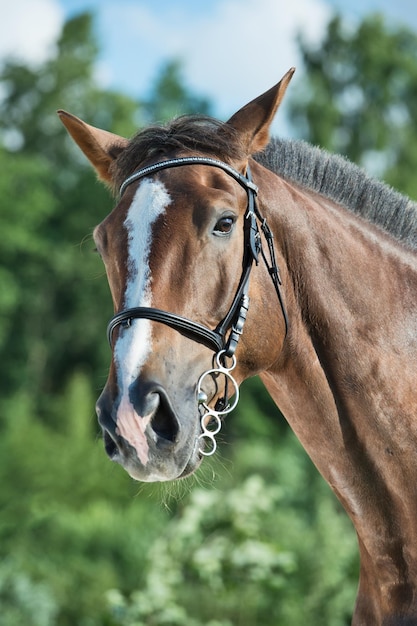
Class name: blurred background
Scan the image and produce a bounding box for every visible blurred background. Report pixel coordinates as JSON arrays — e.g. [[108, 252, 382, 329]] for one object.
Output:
[[1, 1, 417, 624]]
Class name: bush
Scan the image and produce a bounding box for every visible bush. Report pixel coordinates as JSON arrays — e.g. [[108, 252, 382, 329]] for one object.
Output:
[[108, 430, 358, 626]]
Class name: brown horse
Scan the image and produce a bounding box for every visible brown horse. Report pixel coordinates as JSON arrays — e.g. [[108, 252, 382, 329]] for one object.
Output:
[[59, 68, 417, 625]]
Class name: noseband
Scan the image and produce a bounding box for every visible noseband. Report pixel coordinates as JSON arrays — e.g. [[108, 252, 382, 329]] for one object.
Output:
[[107, 156, 288, 358]]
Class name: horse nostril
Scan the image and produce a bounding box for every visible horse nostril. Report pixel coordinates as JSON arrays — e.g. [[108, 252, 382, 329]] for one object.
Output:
[[96, 398, 122, 459], [103, 429, 118, 458], [149, 389, 179, 443], [96, 385, 179, 454]]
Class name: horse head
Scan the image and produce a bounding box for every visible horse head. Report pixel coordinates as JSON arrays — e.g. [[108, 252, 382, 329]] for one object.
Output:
[[58, 68, 294, 482]]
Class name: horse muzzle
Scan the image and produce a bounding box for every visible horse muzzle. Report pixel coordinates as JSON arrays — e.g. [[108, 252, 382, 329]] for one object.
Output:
[[96, 382, 202, 482]]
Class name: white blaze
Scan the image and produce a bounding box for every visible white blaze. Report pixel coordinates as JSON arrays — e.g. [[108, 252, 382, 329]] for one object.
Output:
[[114, 179, 171, 463]]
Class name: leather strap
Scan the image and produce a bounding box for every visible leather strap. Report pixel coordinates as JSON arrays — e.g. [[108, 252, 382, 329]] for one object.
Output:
[[107, 158, 288, 357]]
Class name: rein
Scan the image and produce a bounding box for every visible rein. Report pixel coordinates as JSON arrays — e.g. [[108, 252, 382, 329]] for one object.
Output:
[[107, 156, 288, 456], [107, 156, 288, 356]]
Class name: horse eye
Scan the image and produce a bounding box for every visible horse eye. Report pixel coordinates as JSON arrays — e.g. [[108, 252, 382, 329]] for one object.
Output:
[[213, 216, 235, 236]]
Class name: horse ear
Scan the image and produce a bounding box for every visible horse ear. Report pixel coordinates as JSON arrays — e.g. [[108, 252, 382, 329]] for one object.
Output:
[[57, 110, 129, 183], [226, 67, 295, 156]]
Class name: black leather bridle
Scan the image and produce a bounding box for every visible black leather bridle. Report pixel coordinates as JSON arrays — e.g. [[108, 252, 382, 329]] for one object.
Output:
[[107, 156, 288, 358]]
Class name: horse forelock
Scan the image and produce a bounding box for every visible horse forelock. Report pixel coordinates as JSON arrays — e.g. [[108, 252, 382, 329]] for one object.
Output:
[[255, 138, 417, 251], [110, 115, 246, 193]]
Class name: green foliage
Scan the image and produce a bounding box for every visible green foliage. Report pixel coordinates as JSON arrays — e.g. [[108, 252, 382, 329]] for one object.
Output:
[[107, 437, 357, 626], [0, 560, 58, 626], [0, 149, 54, 360], [290, 13, 417, 198], [142, 60, 212, 123], [0, 371, 170, 626]]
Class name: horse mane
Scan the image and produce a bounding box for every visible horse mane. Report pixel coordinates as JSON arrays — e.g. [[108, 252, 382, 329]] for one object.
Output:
[[113, 114, 417, 250], [255, 138, 417, 250]]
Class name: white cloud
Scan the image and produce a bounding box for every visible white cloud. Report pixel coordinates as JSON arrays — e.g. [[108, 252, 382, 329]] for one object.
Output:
[[97, 0, 331, 126], [0, 0, 63, 66], [177, 0, 331, 117]]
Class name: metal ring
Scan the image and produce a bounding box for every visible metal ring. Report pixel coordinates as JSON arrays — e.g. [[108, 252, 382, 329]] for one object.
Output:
[[197, 368, 240, 415], [215, 350, 237, 372], [198, 432, 217, 456], [200, 411, 222, 435]]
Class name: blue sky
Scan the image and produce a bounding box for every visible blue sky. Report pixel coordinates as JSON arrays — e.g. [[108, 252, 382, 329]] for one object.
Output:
[[2, 0, 417, 126]]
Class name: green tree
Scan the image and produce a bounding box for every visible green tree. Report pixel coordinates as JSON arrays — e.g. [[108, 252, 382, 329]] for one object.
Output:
[[142, 59, 212, 123], [290, 14, 417, 198], [108, 443, 357, 626], [0, 13, 138, 410]]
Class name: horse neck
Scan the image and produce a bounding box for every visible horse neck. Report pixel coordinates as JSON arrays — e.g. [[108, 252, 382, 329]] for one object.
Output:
[[257, 168, 417, 619]]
